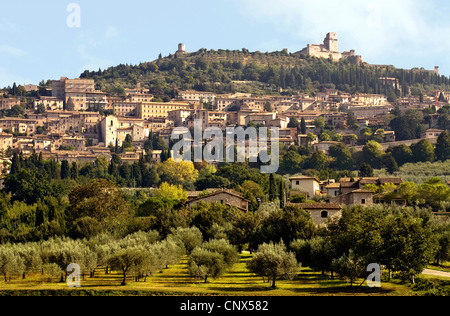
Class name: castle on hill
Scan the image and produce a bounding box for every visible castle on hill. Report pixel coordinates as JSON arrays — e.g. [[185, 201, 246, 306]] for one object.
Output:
[[296, 32, 363, 65]]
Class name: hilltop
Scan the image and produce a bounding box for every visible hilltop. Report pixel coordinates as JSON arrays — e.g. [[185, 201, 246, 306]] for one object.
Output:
[[79, 47, 450, 100]]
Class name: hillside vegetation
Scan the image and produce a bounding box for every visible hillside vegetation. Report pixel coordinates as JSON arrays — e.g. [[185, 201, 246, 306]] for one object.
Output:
[[79, 48, 450, 99], [375, 160, 450, 184]]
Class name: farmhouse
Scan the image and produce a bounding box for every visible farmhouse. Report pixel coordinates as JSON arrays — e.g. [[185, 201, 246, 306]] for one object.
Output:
[[295, 203, 342, 225], [187, 189, 250, 212]]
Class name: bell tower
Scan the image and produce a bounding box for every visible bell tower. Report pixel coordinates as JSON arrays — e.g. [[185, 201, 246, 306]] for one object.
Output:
[[324, 33, 338, 52]]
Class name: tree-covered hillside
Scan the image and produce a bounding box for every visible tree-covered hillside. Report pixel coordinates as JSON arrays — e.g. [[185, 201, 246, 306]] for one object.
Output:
[[79, 48, 450, 99]]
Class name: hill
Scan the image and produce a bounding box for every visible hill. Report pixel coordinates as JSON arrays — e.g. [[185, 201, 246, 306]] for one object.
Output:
[[79, 48, 450, 100]]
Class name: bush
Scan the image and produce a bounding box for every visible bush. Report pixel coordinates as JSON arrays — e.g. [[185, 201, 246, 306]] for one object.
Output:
[[413, 278, 450, 296], [69, 217, 102, 240], [290, 194, 306, 204]]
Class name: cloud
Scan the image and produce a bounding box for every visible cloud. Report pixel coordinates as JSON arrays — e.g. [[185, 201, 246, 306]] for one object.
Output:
[[77, 44, 112, 72], [74, 26, 120, 74], [230, 0, 449, 70], [80, 26, 119, 47], [0, 45, 26, 57], [0, 66, 33, 88]]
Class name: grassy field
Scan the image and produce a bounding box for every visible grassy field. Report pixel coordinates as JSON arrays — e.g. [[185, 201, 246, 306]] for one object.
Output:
[[0, 253, 430, 297], [374, 160, 450, 184]]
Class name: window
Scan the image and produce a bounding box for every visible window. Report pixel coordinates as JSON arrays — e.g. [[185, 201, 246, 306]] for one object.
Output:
[[361, 199, 366, 205], [321, 211, 328, 218]]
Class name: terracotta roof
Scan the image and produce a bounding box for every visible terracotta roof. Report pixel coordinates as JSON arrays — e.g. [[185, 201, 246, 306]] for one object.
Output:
[[379, 178, 403, 184], [359, 178, 379, 184], [188, 189, 250, 203], [293, 203, 342, 210], [349, 189, 375, 194], [340, 182, 359, 188], [289, 175, 320, 182]]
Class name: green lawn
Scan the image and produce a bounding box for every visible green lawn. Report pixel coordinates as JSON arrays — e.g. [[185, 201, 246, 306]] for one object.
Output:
[[0, 253, 421, 296]]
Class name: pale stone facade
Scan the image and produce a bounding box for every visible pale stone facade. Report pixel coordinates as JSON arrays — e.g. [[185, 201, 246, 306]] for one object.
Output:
[[180, 91, 216, 104], [101, 115, 148, 147], [0, 118, 37, 135], [290, 176, 321, 198], [0, 133, 13, 151], [0, 97, 20, 110], [52, 77, 95, 99], [330, 189, 374, 206], [34, 97, 64, 111], [188, 189, 249, 212], [296, 33, 363, 65], [136, 102, 192, 119], [293, 203, 342, 225]]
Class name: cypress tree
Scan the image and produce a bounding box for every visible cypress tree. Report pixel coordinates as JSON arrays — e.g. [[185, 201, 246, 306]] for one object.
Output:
[[269, 174, 277, 201], [71, 161, 78, 179], [300, 117, 307, 135], [10, 152, 21, 174], [60, 160, 70, 180], [435, 131, 450, 161], [35, 203, 46, 227], [279, 179, 286, 209]]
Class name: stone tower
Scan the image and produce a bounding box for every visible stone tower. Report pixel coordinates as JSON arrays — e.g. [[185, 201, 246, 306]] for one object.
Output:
[[324, 33, 338, 52], [177, 43, 187, 54]]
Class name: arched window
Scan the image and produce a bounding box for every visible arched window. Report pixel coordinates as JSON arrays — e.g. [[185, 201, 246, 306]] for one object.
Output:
[[321, 211, 329, 219]]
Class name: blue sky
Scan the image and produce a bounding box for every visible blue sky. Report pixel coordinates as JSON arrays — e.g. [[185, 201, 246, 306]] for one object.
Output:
[[1, 0, 449, 88]]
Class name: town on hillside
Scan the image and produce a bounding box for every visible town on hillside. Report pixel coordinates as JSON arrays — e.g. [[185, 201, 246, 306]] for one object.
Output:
[[0, 74, 446, 169], [1, 38, 450, 226], [0, 32, 449, 296]]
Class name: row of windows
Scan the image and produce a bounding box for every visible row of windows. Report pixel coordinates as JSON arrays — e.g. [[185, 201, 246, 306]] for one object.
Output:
[[143, 110, 170, 113], [142, 105, 185, 109]]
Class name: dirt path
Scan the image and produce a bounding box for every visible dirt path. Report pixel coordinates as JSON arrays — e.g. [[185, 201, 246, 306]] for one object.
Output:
[[423, 269, 450, 278]]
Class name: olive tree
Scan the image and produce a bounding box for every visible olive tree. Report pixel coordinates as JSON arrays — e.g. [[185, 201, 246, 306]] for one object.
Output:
[[167, 227, 203, 255], [188, 239, 239, 283], [188, 248, 226, 283], [0, 245, 25, 282], [108, 247, 145, 285], [247, 241, 298, 288], [14, 243, 43, 279], [331, 249, 367, 286]]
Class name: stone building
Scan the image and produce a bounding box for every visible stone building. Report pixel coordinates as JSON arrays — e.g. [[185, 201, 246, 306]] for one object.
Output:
[[290, 176, 321, 198], [0, 133, 13, 152], [294, 203, 342, 225], [296, 32, 363, 65], [136, 102, 192, 119], [188, 189, 250, 212], [176, 43, 187, 55], [101, 115, 148, 147], [330, 189, 374, 206], [34, 97, 64, 111], [0, 97, 20, 110]]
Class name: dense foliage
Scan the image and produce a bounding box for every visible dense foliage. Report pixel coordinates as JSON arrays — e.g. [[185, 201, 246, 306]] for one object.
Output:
[[77, 49, 450, 99]]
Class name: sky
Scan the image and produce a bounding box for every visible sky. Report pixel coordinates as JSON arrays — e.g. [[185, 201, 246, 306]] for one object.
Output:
[[1, 0, 449, 88]]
